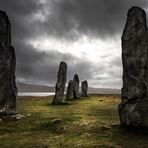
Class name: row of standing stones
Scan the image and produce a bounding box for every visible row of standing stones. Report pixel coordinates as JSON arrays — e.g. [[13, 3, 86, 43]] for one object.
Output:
[[51, 61, 88, 105], [0, 6, 148, 126]]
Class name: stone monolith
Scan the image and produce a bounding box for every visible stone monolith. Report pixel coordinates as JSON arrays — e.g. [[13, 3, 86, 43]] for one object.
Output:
[[52, 62, 67, 105], [81, 80, 88, 97], [73, 74, 79, 99], [66, 80, 73, 101], [118, 6, 148, 126], [0, 11, 17, 115]]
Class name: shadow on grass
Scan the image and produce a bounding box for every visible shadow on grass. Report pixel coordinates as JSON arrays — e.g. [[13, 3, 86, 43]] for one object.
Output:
[[49, 102, 72, 106], [109, 125, 148, 147], [2, 96, 148, 147], [86, 102, 148, 147], [87, 104, 119, 123]]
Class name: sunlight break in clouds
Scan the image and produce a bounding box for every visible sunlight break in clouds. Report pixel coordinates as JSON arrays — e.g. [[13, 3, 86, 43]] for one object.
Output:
[[29, 35, 121, 64], [28, 35, 122, 88], [2, 0, 144, 88]]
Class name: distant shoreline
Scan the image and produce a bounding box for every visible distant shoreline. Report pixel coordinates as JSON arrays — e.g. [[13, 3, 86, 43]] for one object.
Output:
[[18, 91, 121, 97], [18, 92, 55, 97]]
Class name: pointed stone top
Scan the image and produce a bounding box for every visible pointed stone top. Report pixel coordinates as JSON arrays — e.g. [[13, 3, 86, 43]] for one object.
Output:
[[122, 6, 147, 40], [0, 10, 7, 15], [60, 61, 66, 64], [60, 61, 67, 65], [0, 10, 9, 21], [128, 6, 146, 22], [59, 61, 67, 69], [73, 74, 79, 82], [0, 10, 11, 45], [129, 6, 145, 11], [82, 80, 88, 86]]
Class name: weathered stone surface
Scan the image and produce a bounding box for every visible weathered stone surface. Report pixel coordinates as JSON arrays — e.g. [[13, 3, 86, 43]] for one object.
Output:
[[81, 80, 88, 97], [119, 100, 148, 126], [52, 62, 67, 105], [66, 80, 73, 101], [119, 7, 148, 126], [73, 74, 79, 99], [0, 11, 17, 115]]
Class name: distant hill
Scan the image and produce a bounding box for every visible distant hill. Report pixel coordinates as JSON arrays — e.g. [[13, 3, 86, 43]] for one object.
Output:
[[17, 82, 55, 92], [88, 87, 121, 94], [17, 82, 121, 94]]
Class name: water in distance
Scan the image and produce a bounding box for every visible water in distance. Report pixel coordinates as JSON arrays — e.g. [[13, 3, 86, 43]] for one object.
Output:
[[18, 92, 55, 97]]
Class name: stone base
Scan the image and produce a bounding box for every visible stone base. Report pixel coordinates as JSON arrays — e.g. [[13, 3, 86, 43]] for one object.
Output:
[[0, 114, 25, 121], [81, 94, 88, 97], [118, 99, 148, 127], [51, 101, 70, 105], [65, 98, 73, 101], [0, 108, 17, 115]]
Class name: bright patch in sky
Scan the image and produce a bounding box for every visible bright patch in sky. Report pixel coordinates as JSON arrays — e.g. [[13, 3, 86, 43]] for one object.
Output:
[[29, 35, 121, 63], [28, 35, 122, 88], [23, 0, 123, 88]]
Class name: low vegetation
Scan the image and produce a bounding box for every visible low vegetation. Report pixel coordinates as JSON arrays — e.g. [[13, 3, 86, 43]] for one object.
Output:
[[0, 95, 148, 148]]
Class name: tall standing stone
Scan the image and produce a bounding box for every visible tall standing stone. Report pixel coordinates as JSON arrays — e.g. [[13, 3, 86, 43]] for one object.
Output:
[[73, 74, 79, 99], [66, 80, 73, 101], [118, 7, 148, 126], [81, 80, 88, 97], [52, 62, 67, 105], [0, 11, 17, 115]]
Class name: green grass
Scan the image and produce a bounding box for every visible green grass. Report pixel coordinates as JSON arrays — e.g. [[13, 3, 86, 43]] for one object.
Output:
[[0, 95, 148, 148]]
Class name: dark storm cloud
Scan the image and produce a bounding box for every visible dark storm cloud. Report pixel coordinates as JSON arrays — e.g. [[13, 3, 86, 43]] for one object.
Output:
[[0, 0, 40, 39], [44, 0, 148, 39], [15, 40, 93, 85], [1, 0, 147, 41], [0, 0, 147, 87], [0, 0, 94, 85]]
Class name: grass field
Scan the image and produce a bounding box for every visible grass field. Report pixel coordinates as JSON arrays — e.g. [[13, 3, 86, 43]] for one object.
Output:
[[0, 95, 148, 148]]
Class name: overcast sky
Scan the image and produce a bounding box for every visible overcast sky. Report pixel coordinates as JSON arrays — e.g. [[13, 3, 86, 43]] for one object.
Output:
[[0, 0, 148, 88]]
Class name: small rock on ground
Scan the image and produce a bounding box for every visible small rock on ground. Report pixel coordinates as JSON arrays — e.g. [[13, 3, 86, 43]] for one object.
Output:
[[51, 118, 63, 124], [12, 114, 25, 120], [26, 114, 31, 117]]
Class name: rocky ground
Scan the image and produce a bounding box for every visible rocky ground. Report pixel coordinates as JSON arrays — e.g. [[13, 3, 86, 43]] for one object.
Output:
[[0, 95, 148, 148]]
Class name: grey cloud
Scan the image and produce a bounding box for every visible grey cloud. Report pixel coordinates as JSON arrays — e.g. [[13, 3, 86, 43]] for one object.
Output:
[[0, 0, 47, 42], [0, 0, 147, 87], [15, 41, 93, 85], [43, 0, 148, 39], [1, 0, 147, 41], [92, 55, 122, 88]]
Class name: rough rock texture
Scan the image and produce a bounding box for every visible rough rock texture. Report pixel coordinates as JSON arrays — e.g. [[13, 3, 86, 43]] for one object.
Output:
[[0, 11, 17, 115], [52, 62, 67, 105], [81, 80, 88, 97], [66, 80, 73, 101], [118, 6, 148, 126], [73, 74, 79, 99]]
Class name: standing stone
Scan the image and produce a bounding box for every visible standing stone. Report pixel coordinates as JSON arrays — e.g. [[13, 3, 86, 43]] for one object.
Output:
[[73, 74, 79, 99], [81, 80, 88, 97], [118, 7, 148, 126], [52, 62, 67, 105], [66, 80, 73, 101], [0, 11, 17, 115]]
